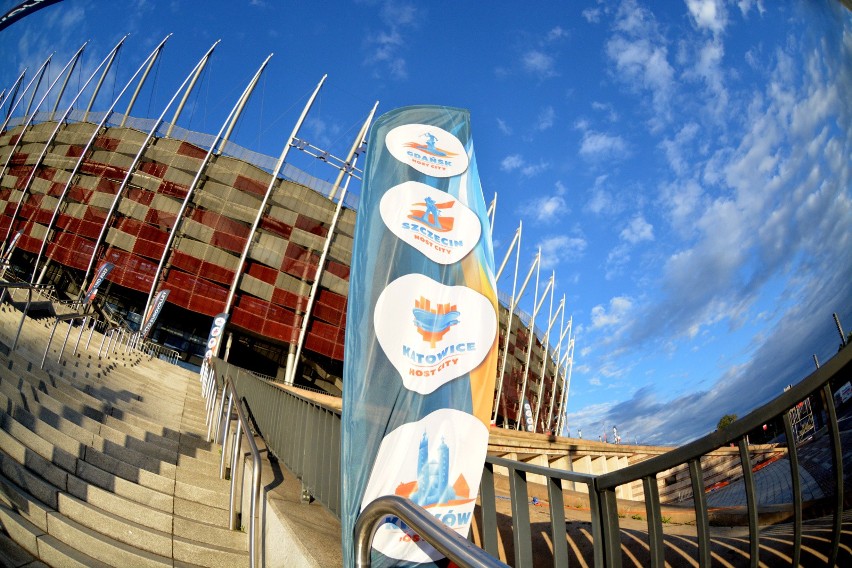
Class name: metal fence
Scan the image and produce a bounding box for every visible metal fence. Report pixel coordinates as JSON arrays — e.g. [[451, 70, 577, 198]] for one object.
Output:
[[205, 345, 852, 567]]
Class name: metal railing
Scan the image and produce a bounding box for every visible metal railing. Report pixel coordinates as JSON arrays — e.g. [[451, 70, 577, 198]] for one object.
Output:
[[205, 357, 342, 514], [200, 360, 269, 568], [199, 345, 851, 567], [41, 313, 99, 368]]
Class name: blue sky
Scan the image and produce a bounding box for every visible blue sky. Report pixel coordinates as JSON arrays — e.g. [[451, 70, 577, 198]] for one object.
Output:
[[1, 0, 850, 445]]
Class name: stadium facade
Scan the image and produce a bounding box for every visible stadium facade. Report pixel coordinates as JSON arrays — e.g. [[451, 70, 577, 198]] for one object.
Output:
[[0, 40, 575, 435]]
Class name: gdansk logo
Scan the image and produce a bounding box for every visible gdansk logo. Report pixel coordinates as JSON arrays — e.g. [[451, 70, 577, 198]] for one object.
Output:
[[374, 274, 496, 394], [380, 181, 481, 265], [385, 123, 468, 177]]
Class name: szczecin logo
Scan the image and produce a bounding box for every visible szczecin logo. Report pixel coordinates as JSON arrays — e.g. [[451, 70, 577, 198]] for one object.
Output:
[[360, 409, 489, 563], [380, 181, 481, 264], [385, 123, 468, 177], [374, 274, 496, 394]]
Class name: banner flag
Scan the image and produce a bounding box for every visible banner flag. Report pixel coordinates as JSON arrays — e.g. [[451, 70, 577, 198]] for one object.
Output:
[[341, 106, 498, 567], [140, 289, 169, 339], [82, 261, 114, 305], [204, 312, 228, 360], [1, 230, 22, 265]]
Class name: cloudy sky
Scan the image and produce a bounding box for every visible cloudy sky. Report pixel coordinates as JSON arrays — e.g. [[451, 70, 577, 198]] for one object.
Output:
[[1, 0, 850, 444]]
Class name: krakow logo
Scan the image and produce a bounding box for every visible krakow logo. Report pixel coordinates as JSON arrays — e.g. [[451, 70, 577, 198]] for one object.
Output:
[[360, 409, 489, 563], [374, 273, 496, 394], [385, 123, 469, 177], [380, 181, 481, 265]]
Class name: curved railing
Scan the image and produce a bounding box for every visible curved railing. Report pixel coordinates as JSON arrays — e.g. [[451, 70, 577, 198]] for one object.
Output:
[[200, 344, 852, 567]]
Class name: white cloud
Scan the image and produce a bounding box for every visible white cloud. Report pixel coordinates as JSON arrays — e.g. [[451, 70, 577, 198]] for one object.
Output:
[[582, 8, 602, 23], [736, 0, 766, 17], [521, 195, 569, 223], [362, 1, 419, 80], [496, 118, 512, 135], [579, 131, 629, 160], [500, 154, 524, 172], [500, 154, 550, 177], [660, 122, 700, 175], [591, 296, 634, 329], [685, 0, 728, 34], [537, 235, 588, 268], [546, 26, 568, 42], [620, 215, 654, 243], [522, 50, 558, 78], [536, 106, 556, 131], [605, 0, 674, 127]]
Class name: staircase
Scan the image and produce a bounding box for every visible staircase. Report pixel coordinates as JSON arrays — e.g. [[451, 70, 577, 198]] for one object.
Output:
[[0, 305, 248, 567]]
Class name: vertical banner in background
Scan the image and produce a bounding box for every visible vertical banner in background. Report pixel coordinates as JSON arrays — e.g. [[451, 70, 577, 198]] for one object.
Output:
[[140, 289, 169, 339], [82, 261, 114, 304], [1, 229, 22, 265], [342, 106, 498, 567], [204, 312, 228, 360]]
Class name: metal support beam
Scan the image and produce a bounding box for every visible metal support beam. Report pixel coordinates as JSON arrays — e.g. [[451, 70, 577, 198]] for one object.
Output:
[[31, 35, 170, 284], [286, 102, 378, 385], [142, 53, 273, 322], [79, 41, 219, 297], [219, 75, 327, 334], [3, 38, 123, 260], [0, 47, 83, 246]]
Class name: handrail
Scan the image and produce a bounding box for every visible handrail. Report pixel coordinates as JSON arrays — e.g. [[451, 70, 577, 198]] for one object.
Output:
[[353, 495, 510, 568], [215, 370, 262, 568], [41, 313, 97, 368]]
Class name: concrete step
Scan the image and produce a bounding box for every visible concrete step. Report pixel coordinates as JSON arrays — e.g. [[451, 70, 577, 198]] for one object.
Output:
[[0, 527, 43, 568]]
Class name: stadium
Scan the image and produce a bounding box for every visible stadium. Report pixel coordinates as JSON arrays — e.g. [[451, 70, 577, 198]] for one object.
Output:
[[0, 37, 575, 436]]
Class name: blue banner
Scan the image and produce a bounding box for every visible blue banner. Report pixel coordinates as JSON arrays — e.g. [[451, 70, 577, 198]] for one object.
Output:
[[82, 260, 114, 305], [341, 106, 498, 566]]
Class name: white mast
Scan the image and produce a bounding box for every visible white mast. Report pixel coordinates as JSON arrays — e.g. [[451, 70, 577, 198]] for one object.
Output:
[[285, 102, 379, 384], [219, 75, 328, 327], [516, 266, 552, 430], [31, 35, 171, 285], [141, 54, 273, 321], [545, 312, 571, 432], [0, 44, 87, 246], [533, 294, 565, 430], [78, 40, 220, 298], [4, 37, 127, 281]]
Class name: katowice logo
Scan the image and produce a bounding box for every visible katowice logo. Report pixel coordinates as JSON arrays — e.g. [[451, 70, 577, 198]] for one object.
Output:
[[385, 123, 469, 177], [380, 181, 481, 265], [360, 409, 489, 563], [374, 274, 496, 394]]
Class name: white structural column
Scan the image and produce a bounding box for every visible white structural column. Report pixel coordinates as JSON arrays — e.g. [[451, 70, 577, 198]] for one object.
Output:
[[487, 193, 496, 236], [285, 102, 379, 385], [490, 222, 523, 424], [1, 57, 50, 134], [532, 294, 565, 430], [493, 249, 541, 426], [79, 41, 220, 297], [5, 37, 127, 280], [0, 46, 84, 245], [31, 36, 171, 285], [545, 313, 571, 431], [0, 68, 27, 120], [219, 75, 328, 331], [142, 54, 273, 320], [555, 333, 575, 435], [494, 222, 520, 282], [516, 267, 552, 430]]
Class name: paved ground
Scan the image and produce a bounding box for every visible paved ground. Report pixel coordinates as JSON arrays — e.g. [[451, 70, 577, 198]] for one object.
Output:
[[700, 406, 852, 511]]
